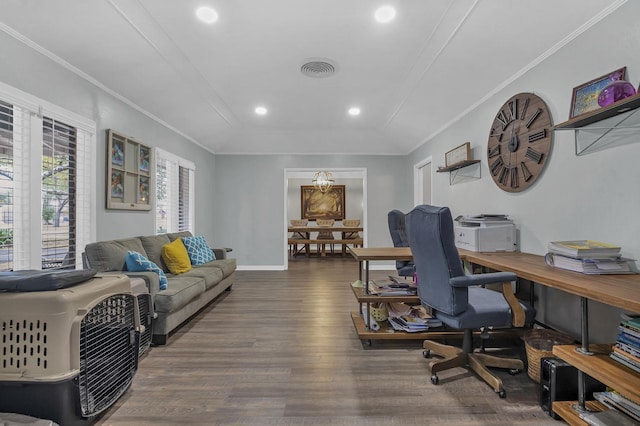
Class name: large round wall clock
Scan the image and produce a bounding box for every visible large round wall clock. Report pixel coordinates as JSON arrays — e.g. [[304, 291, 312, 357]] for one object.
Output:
[[487, 92, 553, 192]]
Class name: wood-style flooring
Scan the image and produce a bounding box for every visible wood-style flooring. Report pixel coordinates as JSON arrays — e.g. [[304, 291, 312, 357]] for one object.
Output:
[[96, 256, 558, 425]]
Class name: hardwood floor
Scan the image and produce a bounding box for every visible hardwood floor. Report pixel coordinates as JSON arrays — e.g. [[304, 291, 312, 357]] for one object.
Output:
[[96, 257, 558, 425]]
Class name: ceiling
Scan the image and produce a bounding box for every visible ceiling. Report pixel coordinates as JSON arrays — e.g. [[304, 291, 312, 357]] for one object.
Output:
[[0, 0, 622, 155]]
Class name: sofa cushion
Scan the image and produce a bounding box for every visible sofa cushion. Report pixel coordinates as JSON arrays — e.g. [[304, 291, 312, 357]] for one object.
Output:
[[162, 238, 192, 274], [140, 234, 171, 272], [182, 235, 215, 265], [206, 258, 236, 278], [154, 276, 205, 313], [167, 231, 193, 242], [125, 251, 168, 290], [84, 238, 146, 272], [182, 265, 224, 290]]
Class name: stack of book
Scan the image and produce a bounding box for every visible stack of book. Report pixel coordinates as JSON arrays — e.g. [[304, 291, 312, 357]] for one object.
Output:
[[545, 240, 635, 274], [388, 315, 442, 332], [611, 314, 640, 374], [593, 390, 640, 424], [368, 276, 417, 296]]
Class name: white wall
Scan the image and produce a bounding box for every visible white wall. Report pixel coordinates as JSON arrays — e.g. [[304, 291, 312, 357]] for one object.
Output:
[[0, 29, 218, 243], [408, 1, 640, 342]]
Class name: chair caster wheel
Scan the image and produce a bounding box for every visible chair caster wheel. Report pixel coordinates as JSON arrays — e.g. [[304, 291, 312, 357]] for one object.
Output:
[[498, 389, 506, 398], [423, 349, 431, 358], [431, 374, 439, 385], [508, 368, 520, 375]]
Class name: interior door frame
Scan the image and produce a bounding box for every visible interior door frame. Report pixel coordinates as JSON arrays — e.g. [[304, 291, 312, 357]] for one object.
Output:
[[413, 155, 432, 206], [283, 168, 367, 270]]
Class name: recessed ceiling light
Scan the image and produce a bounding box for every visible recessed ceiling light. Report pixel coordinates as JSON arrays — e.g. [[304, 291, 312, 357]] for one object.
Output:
[[196, 6, 218, 24], [255, 106, 267, 115], [375, 6, 396, 23], [348, 107, 361, 116]]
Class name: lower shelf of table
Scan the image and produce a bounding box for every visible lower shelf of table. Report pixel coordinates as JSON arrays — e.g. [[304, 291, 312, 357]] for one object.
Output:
[[350, 312, 459, 340], [552, 400, 608, 426]]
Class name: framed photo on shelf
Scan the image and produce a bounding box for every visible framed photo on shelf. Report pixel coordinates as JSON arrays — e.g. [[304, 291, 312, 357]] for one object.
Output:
[[569, 67, 627, 118], [301, 185, 345, 221], [445, 142, 471, 167]]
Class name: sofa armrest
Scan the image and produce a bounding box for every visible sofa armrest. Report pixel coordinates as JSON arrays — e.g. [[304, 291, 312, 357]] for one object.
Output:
[[213, 248, 231, 260], [122, 271, 161, 298]]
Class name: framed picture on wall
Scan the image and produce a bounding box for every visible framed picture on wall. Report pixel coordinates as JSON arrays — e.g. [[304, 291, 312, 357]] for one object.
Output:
[[301, 185, 345, 220], [570, 67, 627, 118], [106, 129, 152, 210]]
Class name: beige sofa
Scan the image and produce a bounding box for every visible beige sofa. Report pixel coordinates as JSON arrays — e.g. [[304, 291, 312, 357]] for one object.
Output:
[[83, 231, 235, 345]]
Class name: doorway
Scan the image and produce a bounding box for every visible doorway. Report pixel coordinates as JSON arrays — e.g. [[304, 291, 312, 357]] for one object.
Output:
[[414, 156, 432, 207], [283, 168, 367, 270]]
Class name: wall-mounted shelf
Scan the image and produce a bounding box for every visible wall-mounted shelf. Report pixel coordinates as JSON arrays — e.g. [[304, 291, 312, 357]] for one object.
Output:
[[436, 160, 481, 185], [554, 92, 640, 155]]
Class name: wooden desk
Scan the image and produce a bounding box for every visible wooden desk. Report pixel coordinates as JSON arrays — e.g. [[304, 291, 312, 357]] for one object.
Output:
[[457, 249, 640, 423], [288, 226, 363, 257]]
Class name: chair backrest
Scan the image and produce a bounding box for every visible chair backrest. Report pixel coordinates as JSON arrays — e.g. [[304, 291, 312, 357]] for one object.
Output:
[[316, 219, 335, 227], [406, 204, 467, 316], [290, 219, 308, 227], [387, 210, 408, 248]]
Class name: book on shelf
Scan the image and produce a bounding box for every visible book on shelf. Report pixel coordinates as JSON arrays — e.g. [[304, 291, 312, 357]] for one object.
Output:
[[580, 407, 640, 426], [548, 240, 622, 258], [544, 252, 635, 274], [388, 315, 442, 332], [610, 351, 640, 374], [594, 391, 640, 423]]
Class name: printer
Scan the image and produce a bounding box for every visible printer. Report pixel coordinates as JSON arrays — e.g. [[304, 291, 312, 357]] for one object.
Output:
[[454, 214, 516, 252]]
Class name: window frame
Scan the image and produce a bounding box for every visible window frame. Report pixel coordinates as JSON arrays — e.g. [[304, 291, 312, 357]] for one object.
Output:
[[0, 81, 96, 270], [155, 147, 195, 235]]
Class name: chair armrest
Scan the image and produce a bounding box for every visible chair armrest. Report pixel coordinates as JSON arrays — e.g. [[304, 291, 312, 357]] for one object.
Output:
[[449, 272, 516, 287], [451, 271, 525, 327]]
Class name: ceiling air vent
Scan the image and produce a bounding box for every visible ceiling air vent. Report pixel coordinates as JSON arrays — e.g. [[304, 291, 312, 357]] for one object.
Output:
[[300, 58, 337, 78]]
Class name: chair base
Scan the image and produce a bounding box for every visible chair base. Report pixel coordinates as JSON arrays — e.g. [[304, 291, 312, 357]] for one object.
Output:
[[423, 337, 523, 397]]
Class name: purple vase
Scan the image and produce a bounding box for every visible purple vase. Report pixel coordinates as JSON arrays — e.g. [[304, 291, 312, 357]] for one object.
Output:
[[598, 80, 637, 107]]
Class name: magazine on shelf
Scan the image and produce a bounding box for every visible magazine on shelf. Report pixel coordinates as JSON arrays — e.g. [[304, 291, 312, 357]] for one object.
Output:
[[544, 252, 634, 274], [580, 407, 640, 426], [610, 351, 640, 374], [594, 391, 640, 423], [548, 240, 622, 258], [368, 278, 417, 296]]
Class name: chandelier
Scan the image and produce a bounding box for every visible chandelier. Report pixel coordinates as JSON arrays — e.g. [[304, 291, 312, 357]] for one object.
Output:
[[312, 171, 335, 193]]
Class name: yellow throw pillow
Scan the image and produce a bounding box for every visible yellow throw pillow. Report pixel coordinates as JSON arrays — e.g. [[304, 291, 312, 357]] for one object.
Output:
[[161, 238, 192, 274]]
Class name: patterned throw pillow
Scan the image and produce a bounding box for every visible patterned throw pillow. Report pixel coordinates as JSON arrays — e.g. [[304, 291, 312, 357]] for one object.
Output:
[[161, 238, 192, 274], [182, 235, 215, 265], [125, 250, 168, 290]]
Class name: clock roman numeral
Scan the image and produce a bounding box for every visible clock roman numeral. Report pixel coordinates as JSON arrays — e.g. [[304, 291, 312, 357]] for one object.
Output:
[[487, 144, 501, 158], [520, 97, 529, 123], [510, 167, 519, 189], [528, 129, 546, 143], [495, 111, 509, 129], [490, 157, 504, 175], [525, 147, 544, 164], [525, 108, 542, 128], [490, 127, 503, 141], [498, 166, 509, 186], [520, 162, 533, 182], [508, 99, 518, 121]]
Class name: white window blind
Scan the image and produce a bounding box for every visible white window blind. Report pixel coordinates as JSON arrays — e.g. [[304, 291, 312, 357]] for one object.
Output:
[[155, 148, 195, 234], [0, 82, 96, 271]]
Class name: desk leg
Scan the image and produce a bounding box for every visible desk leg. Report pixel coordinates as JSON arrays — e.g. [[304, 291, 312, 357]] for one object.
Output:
[[574, 296, 594, 413], [365, 260, 372, 330]]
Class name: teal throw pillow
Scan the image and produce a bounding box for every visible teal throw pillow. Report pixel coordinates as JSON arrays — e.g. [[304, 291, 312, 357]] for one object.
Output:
[[182, 235, 215, 265], [125, 250, 168, 290]]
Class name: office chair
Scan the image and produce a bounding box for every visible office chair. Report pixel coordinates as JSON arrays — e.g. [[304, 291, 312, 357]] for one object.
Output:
[[406, 204, 535, 398], [387, 209, 415, 278]]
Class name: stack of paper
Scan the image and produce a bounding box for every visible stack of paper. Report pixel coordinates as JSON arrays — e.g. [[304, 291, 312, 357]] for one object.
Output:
[[545, 240, 635, 275]]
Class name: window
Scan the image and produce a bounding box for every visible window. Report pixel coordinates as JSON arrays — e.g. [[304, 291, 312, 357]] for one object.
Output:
[[155, 148, 194, 235], [0, 82, 95, 271]]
